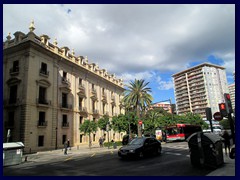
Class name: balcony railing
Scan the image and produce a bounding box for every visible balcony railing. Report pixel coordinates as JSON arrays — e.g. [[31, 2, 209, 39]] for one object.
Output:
[[79, 107, 87, 113], [62, 77, 71, 86], [37, 98, 51, 105], [62, 122, 69, 127], [92, 109, 99, 115], [9, 67, 19, 75], [60, 103, 72, 109], [39, 69, 49, 77], [38, 121, 48, 127]]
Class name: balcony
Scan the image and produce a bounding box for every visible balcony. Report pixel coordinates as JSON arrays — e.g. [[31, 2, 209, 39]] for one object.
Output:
[[38, 121, 48, 127], [111, 96, 116, 105], [5, 98, 20, 107], [102, 92, 107, 103], [79, 107, 88, 114], [92, 109, 99, 115], [39, 69, 49, 77], [62, 77, 71, 86], [9, 67, 19, 76], [78, 85, 86, 97], [60, 103, 72, 110], [37, 98, 51, 106], [90, 89, 98, 100], [62, 122, 69, 128]]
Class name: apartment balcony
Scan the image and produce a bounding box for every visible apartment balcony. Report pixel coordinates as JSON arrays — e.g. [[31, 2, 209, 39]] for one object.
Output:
[[111, 96, 116, 105], [78, 85, 86, 97], [62, 122, 69, 128], [104, 111, 109, 116], [90, 89, 98, 100], [79, 106, 88, 114], [62, 77, 71, 87], [9, 67, 19, 76], [38, 121, 48, 127], [92, 109, 99, 115], [39, 69, 49, 77], [102, 93, 107, 103], [36, 98, 51, 107], [60, 103, 72, 110], [4, 98, 20, 107]]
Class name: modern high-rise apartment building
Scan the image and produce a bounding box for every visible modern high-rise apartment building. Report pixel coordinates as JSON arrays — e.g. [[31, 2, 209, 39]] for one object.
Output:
[[3, 22, 125, 152], [172, 63, 229, 118], [228, 83, 235, 112]]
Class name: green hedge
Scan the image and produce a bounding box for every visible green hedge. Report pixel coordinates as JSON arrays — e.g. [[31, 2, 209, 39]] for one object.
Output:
[[103, 141, 122, 148]]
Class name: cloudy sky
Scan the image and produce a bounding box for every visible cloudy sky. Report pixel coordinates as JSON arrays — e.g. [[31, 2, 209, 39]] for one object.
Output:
[[3, 4, 235, 103]]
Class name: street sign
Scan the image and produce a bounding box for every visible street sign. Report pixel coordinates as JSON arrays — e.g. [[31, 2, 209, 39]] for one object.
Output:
[[138, 120, 142, 125], [213, 112, 223, 121]]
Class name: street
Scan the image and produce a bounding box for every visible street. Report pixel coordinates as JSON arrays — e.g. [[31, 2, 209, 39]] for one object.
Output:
[[3, 142, 214, 176]]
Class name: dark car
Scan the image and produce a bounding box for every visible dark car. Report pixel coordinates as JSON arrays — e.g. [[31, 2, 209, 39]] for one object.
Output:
[[118, 137, 162, 159], [122, 134, 130, 145]]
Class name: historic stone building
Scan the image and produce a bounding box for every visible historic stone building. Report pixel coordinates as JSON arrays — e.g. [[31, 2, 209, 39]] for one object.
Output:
[[3, 21, 125, 152]]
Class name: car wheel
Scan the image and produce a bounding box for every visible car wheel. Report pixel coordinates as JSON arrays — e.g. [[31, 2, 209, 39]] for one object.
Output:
[[157, 147, 161, 155], [138, 152, 144, 158]]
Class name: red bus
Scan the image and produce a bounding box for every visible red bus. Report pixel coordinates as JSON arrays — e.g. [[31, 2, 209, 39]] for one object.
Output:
[[165, 124, 202, 142]]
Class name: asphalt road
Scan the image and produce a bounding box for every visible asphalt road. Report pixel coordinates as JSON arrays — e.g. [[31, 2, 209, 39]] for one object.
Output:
[[3, 142, 213, 176]]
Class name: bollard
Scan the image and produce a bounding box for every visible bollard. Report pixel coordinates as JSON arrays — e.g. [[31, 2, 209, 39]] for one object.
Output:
[[25, 156, 28, 162]]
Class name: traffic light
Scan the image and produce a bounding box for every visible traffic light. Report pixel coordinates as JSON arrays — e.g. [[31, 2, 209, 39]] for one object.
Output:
[[219, 103, 227, 117], [224, 93, 233, 113]]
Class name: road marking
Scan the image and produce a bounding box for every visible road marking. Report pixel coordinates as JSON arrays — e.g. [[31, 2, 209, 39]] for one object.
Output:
[[91, 153, 95, 157], [165, 152, 182, 156], [64, 156, 73, 161]]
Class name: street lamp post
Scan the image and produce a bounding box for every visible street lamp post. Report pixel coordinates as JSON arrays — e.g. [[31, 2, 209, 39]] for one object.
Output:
[[106, 123, 110, 149]]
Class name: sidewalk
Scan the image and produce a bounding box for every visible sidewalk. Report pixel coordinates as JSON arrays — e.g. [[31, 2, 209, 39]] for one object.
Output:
[[21, 145, 235, 176], [22, 144, 118, 163], [206, 154, 235, 176]]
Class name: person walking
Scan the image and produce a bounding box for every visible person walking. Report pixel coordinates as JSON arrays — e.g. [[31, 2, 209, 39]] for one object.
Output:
[[222, 130, 231, 155], [64, 140, 68, 155], [67, 139, 71, 150], [99, 137, 103, 148]]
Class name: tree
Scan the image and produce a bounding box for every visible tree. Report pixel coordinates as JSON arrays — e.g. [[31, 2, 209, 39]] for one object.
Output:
[[123, 79, 153, 137], [79, 120, 97, 148], [97, 115, 110, 135]]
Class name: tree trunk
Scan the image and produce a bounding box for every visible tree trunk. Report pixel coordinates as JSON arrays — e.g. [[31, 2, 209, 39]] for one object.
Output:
[[137, 104, 142, 137]]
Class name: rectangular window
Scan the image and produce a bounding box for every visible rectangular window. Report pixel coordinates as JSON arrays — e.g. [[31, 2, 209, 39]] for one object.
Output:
[[63, 71, 67, 79], [38, 136, 44, 147], [40, 62, 48, 74], [62, 114, 68, 127], [39, 86, 46, 104], [92, 100, 95, 111], [13, 60, 19, 72], [8, 111, 14, 126], [79, 116, 83, 125], [62, 93, 68, 108], [9, 85, 18, 104], [79, 97, 83, 109], [39, 111, 45, 125], [80, 135, 83, 143], [62, 135, 67, 144], [79, 78, 82, 85]]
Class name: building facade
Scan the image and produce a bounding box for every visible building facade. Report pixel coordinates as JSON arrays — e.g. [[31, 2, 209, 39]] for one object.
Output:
[[228, 83, 235, 112], [172, 63, 229, 118], [3, 22, 125, 152], [150, 102, 173, 113]]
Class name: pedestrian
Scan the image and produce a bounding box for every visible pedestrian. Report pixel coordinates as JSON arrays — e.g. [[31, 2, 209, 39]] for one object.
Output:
[[99, 137, 103, 148], [67, 139, 71, 150], [64, 140, 68, 155], [222, 130, 231, 155]]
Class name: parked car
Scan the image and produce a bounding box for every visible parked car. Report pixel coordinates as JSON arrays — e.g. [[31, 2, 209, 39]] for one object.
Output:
[[230, 145, 235, 159], [118, 137, 162, 159], [122, 134, 130, 145]]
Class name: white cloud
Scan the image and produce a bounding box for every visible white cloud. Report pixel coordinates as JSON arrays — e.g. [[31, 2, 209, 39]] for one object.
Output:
[[3, 4, 235, 80], [156, 76, 174, 90]]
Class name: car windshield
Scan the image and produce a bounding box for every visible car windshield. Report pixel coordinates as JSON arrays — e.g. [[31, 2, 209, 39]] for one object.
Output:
[[129, 138, 144, 145]]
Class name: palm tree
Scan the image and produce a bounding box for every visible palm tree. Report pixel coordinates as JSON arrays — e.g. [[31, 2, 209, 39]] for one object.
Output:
[[123, 79, 153, 137]]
